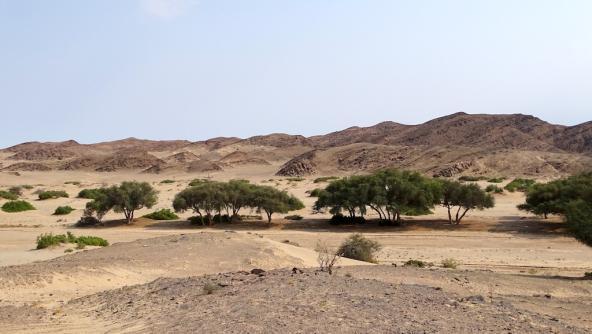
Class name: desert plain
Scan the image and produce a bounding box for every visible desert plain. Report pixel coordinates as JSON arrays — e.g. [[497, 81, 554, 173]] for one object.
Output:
[[1, 114, 592, 333]]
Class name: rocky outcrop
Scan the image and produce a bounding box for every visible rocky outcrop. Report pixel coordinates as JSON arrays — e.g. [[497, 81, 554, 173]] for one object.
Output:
[[432, 161, 475, 177], [276, 151, 317, 176]]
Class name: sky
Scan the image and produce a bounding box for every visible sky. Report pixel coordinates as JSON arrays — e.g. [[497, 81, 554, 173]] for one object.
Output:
[[1, 0, 591, 147]]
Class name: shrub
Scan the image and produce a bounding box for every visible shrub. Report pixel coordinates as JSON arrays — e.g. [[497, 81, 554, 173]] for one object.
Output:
[[441, 258, 459, 269], [285, 215, 303, 220], [1, 200, 35, 213], [64, 248, 73, 253], [309, 188, 323, 197], [75, 216, 101, 227], [337, 233, 381, 263], [0, 190, 18, 200], [21, 185, 34, 190], [316, 240, 340, 274], [160, 179, 175, 184], [565, 200, 592, 247], [313, 176, 339, 183], [487, 177, 505, 183], [142, 209, 179, 220], [54, 206, 75, 215], [36, 233, 68, 249], [36, 232, 108, 249], [404, 259, 428, 268], [458, 176, 487, 182], [38, 190, 69, 200], [584, 272, 592, 278], [485, 185, 504, 194], [505, 178, 536, 192], [189, 179, 210, 186], [77, 188, 103, 199], [75, 235, 109, 247]]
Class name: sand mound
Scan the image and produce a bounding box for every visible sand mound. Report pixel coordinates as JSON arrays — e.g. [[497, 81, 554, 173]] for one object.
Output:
[[33, 268, 582, 333]]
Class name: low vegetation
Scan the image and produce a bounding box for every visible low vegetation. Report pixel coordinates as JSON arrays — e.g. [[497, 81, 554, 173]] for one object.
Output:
[[0, 190, 19, 200], [337, 233, 381, 263], [487, 177, 505, 183], [36, 232, 108, 249], [518, 173, 592, 246], [1, 200, 36, 213], [54, 206, 75, 215], [316, 240, 340, 274], [9, 186, 23, 196], [173, 180, 304, 224], [160, 179, 175, 184], [313, 176, 339, 183], [143, 209, 179, 220], [485, 184, 504, 194], [77, 188, 103, 199], [505, 178, 536, 192], [284, 215, 303, 220], [38, 190, 69, 200], [458, 175, 488, 182]]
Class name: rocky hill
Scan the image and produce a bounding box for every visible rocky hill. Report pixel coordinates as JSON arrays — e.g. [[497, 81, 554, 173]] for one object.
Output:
[[1, 113, 591, 177]]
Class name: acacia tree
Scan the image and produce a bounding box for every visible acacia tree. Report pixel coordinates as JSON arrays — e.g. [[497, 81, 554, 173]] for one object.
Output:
[[252, 185, 304, 223], [173, 182, 226, 225], [440, 180, 494, 224], [223, 180, 256, 220], [84, 182, 158, 224], [518, 182, 563, 218], [110, 181, 158, 224]]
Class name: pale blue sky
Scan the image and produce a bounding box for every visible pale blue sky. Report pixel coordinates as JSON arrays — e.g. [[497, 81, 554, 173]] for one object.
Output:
[[1, 0, 591, 147]]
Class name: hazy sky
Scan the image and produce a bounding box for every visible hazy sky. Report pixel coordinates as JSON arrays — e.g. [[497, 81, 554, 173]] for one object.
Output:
[[1, 0, 591, 147]]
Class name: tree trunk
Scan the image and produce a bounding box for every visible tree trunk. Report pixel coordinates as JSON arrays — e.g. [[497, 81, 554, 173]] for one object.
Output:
[[457, 208, 470, 224], [266, 210, 272, 224], [447, 205, 452, 224]]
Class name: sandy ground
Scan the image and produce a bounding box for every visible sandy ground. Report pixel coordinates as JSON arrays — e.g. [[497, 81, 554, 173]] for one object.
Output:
[[1, 170, 591, 332]]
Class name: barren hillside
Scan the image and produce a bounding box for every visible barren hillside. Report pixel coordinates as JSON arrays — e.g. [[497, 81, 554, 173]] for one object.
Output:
[[2, 113, 591, 177]]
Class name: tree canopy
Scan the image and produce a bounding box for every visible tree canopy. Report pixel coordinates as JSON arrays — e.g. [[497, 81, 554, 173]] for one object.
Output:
[[84, 181, 158, 224], [518, 173, 592, 246], [173, 180, 303, 224]]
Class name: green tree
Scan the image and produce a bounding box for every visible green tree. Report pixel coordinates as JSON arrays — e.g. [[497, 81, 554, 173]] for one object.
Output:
[[440, 180, 494, 224], [84, 182, 158, 224], [252, 185, 304, 223]]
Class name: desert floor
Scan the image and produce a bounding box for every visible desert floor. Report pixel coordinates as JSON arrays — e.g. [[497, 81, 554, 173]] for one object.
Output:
[[1, 169, 591, 333]]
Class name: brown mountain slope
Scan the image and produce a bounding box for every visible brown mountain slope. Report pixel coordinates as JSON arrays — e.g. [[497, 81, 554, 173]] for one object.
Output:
[[1, 113, 590, 176]]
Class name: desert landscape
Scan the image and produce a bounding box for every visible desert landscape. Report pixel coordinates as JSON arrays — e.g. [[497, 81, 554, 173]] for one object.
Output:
[[0, 113, 591, 333]]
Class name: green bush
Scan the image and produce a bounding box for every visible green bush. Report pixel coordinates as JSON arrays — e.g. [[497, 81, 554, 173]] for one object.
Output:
[[77, 188, 103, 199], [21, 185, 34, 190], [213, 214, 231, 223], [337, 233, 381, 263], [54, 206, 75, 215], [38, 190, 69, 200], [309, 188, 323, 197], [505, 178, 536, 192], [1, 200, 36, 213], [143, 209, 179, 220], [189, 216, 206, 225], [160, 179, 175, 184], [565, 201, 592, 247], [458, 176, 488, 182], [584, 272, 592, 278], [485, 185, 504, 194], [188, 179, 210, 186], [285, 215, 303, 220], [487, 177, 505, 183], [0, 190, 18, 200], [313, 176, 339, 183], [404, 259, 428, 268], [36, 232, 108, 249]]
